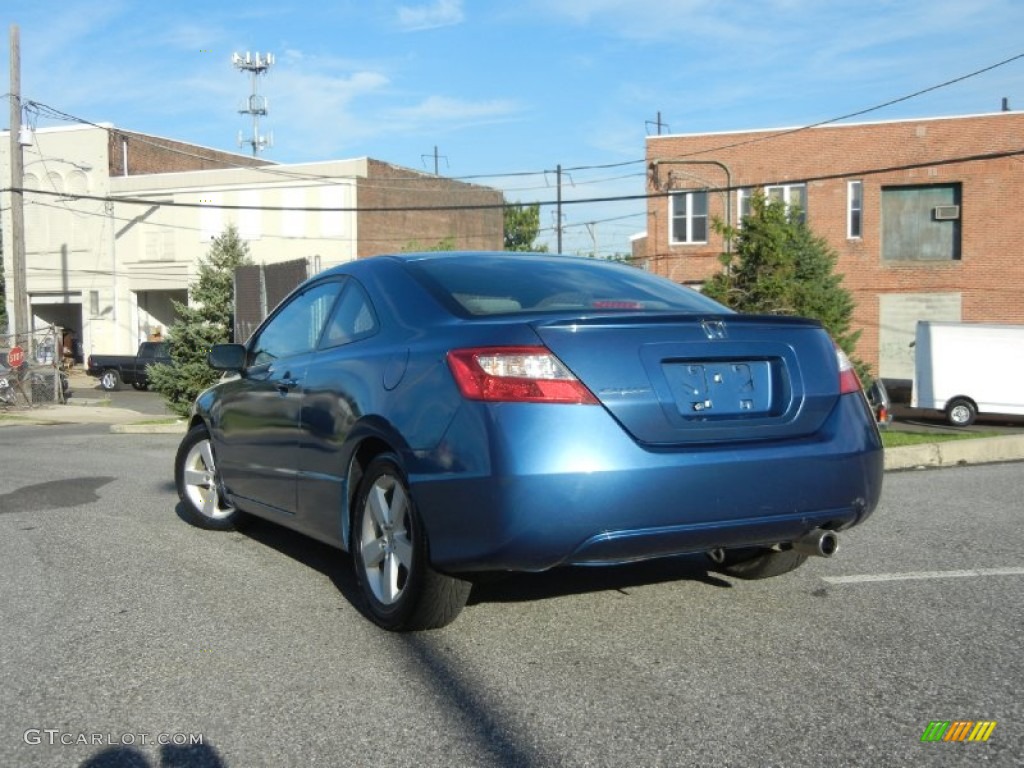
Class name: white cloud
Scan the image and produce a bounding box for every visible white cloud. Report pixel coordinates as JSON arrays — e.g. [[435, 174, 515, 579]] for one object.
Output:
[[387, 95, 520, 124], [396, 0, 465, 31], [268, 66, 393, 158]]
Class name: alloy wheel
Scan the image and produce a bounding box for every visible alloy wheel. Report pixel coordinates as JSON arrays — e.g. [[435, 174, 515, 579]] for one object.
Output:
[[181, 438, 236, 520], [358, 472, 414, 606]]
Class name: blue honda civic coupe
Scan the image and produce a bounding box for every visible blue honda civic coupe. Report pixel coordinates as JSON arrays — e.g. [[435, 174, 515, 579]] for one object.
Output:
[[175, 251, 883, 631]]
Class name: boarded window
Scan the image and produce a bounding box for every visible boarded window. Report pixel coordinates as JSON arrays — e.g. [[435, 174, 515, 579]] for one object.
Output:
[[881, 184, 961, 261]]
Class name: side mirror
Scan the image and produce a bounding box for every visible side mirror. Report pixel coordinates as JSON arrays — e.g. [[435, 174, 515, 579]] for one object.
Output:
[[207, 343, 247, 372]]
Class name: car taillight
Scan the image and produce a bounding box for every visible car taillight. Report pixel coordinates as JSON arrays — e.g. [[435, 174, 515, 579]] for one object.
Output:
[[447, 347, 599, 404], [836, 345, 861, 394]]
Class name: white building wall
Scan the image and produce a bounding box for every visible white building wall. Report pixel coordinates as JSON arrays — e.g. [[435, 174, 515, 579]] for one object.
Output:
[[3, 123, 366, 355], [1, 124, 114, 358], [110, 162, 363, 350]]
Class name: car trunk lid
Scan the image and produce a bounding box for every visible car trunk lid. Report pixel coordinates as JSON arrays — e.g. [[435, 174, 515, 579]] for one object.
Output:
[[532, 314, 841, 445]]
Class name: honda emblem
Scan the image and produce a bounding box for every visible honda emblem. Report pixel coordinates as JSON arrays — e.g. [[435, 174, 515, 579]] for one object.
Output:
[[701, 320, 727, 340]]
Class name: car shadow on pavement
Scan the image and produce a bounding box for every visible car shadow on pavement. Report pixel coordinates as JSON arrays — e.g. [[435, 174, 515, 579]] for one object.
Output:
[[466, 555, 733, 606], [175, 503, 735, 614], [80, 742, 225, 768], [179, 506, 372, 620]]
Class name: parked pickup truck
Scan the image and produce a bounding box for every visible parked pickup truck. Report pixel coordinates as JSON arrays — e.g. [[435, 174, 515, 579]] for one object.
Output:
[[87, 342, 170, 391]]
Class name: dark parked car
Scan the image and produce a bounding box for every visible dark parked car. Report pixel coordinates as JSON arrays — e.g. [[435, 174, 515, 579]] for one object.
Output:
[[175, 252, 883, 631], [87, 341, 170, 391]]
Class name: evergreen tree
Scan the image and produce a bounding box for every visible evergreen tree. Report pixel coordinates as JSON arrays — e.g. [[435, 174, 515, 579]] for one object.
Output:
[[504, 202, 547, 252], [148, 225, 251, 416], [703, 193, 868, 379]]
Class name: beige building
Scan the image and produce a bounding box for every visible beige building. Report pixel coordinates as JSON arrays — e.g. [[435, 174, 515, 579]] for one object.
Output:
[[2, 124, 502, 356]]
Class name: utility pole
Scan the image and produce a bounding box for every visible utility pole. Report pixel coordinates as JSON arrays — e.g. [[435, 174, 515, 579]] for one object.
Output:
[[556, 164, 563, 253], [585, 222, 598, 258], [421, 145, 448, 175], [8, 24, 28, 339], [645, 111, 669, 136], [232, 51, 274, 156]]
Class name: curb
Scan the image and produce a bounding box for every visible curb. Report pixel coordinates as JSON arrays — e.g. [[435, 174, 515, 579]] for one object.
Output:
[[884, 434, 1024, 471], [110, 422, 188, 434]]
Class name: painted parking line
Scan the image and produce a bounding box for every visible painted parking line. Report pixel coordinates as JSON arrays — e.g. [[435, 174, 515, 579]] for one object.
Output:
[[822, 566, 1024, 585]]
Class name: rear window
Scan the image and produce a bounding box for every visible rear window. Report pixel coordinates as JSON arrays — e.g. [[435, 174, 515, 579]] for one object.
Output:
[[402, 255, 728, 316]]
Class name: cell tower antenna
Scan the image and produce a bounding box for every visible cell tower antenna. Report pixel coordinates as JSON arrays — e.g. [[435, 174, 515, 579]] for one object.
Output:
[[233, 50, 274, 156]]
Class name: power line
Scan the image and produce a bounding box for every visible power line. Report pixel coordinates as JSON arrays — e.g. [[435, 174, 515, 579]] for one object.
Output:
[[7, 145, 1024, 213], [20, 197, 507, 246], [652, 51, 1024, 159]]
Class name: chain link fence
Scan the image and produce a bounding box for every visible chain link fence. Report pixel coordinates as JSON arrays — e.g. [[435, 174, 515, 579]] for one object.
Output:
[[1, 326, 69, 409]]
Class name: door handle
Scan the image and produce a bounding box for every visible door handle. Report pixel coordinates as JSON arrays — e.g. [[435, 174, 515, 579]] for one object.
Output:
[[276, 376, 298, 393]]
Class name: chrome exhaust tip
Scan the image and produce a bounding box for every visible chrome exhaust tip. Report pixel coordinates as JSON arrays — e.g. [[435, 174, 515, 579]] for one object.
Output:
[[791, 529, 839, 558]]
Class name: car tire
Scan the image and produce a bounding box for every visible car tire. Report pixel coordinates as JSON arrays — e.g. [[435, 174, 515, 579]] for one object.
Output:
[[131, 381, 148, 391], [352, 454, 471, 631], [716, 547, 809, 580], [99, 370, 121, 391], [175, 425, 248, 531], [945, 398, 976, 427]]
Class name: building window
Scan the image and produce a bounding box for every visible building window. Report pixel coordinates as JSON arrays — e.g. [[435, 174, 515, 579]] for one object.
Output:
[[238, 190, 262, 240], [881, 184, 961, 261], [143, 230, 175, 261], [199, 193, 223, 242], [282, 189, 305, 237], [737, 188, 753, 224], [670, 191, 708, 244], [321, 186, 346, 238], [848, 181, 863, 239], [765, 183, 807, 224], [89, 291, 100, 316]]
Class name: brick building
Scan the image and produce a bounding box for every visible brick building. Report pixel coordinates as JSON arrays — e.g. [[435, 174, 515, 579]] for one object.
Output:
[[2, 124, 502, 355], [640, 111, 1024, 380]]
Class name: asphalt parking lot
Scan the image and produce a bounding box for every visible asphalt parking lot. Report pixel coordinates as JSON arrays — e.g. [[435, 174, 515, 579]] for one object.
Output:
[[0, 425, 1021, 767]]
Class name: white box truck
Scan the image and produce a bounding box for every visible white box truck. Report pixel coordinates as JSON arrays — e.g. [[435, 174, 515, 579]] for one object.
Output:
[[912, 321, 1024, 426]]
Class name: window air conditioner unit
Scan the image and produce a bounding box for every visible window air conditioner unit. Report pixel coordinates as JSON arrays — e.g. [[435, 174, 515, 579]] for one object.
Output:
[[933, 205, 960, 221]]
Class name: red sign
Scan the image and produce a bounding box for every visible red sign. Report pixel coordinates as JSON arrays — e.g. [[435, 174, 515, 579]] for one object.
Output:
[[7, 346, 24, 368]]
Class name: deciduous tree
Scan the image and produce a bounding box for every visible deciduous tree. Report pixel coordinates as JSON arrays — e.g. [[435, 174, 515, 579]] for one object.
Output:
[[504, 202, 547, 252]]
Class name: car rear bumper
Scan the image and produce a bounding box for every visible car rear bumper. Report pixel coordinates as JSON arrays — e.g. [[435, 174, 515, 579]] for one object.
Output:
[[409, 394, 883, 572]]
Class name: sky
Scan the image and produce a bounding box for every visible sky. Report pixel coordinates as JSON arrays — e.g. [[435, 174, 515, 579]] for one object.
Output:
[[3, 0, 1024, 256]]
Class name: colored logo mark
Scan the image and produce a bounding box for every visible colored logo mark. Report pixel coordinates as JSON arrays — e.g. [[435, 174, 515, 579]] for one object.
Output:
[[921, 720, 997, 742]]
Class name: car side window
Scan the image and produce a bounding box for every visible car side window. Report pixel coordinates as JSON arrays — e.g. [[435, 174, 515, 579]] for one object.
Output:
[[250, 280, 344, 366], [320, 281, 378, 348]]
